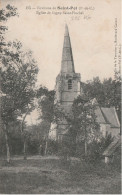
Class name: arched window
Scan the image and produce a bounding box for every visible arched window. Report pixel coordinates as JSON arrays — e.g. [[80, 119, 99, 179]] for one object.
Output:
[[68, 79, 72, 89]]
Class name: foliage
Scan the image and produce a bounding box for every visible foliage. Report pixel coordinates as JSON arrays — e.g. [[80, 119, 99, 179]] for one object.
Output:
[[0, 5, 38, 161], [37, 86, 66, 123], [1, 40, 38, 161], [26, 124, 45, 155], [0, 4, 18, 52], [1, 5, 38, 125], [0, 131, 6, 156], [0, 5, 19, 162], [27, 137, 40, 155], [68, 96, 100, 143], [1, 4, 38, 124], [46, 140, 59, 155], [58, 95, 100, 159], [87, 132, 114, 163], [37, 87, 55, 124], [0, 120, 23, 156], [37, 87, 66, 144], [82, 77, 121, 122], [36, 87, 56, 155], [1, 41, 38, 124]]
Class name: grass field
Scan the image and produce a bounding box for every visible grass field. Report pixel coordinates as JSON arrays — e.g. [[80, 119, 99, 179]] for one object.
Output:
[[0, 155, 121, 194]]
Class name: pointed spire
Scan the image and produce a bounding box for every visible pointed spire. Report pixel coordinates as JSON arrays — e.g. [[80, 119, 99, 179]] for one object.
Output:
[[64, 24, 69, 36], [61, 24, 75, 73]]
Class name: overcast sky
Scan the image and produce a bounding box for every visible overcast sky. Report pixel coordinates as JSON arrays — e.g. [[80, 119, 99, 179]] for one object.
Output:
[[1, 0, 121, 124]]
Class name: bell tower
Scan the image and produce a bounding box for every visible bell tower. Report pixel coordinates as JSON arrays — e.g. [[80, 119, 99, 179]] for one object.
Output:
[[55, 24, 81, 110], [49, 24, 82, 140]]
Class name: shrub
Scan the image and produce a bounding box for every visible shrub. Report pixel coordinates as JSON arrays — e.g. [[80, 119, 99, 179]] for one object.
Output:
[[87, 133, 114, 163], [27, 138, 40, 155], [47, 140, 58, 155]]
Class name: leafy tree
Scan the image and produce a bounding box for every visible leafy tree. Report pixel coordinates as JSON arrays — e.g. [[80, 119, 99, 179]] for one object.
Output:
[[6, 120, 23, 155], [67, 96, 100, 157], [82, 77, 121, 122], [1, 40, 38, 162], [37, 87, 65, 154], [37, 87, 55, 124], [0, 4, 18, 52], [88, 132, 113, 162], [37, 87, 55, 154], [25, 124, 46, 155], [0, 5, 18, 162], [82, 77, 104, 105]]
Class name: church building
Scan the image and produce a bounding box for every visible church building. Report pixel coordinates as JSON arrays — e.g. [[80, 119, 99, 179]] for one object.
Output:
[[49, 24, 120, 141], [49, 24, 83, 140]]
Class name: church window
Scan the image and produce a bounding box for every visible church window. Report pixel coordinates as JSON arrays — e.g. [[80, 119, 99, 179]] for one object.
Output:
[[68, 79, 72, 89]]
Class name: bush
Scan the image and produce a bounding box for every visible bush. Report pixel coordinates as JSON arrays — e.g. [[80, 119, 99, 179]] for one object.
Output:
[[58, 139, 72, 161], [0, 132, 6, 156], [47, 140, 58, 155], [27, 137, 40, 155], [87, 133, 114, 163], [0, 130, 23, 156], [10, 137, 23, 155]]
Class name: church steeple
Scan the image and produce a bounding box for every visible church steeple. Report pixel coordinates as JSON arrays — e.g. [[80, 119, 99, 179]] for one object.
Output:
[[49, 25, 82, 141], [61, 24, 75, 73]]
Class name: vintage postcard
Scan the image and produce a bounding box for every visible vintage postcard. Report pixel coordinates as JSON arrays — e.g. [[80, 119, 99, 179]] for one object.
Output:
[[0, 0, 121, 194]]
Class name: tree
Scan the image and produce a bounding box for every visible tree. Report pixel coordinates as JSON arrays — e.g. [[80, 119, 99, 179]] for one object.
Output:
[[82, 77, 121, 122], [37, 87, 55, 124], [37, 87, 65, 155], [67, 96, 100, 157], [37, 87, 55, 154], [82, 77, 104, 106], [0, 4, 18, 52], [6, 120, 23, 156], [1, 40, 38, 162], [0, 5, 18, 163], [88, 132, 113, 162]]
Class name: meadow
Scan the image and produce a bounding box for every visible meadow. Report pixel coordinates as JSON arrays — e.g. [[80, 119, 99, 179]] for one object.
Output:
[[0, 155, 121, 194]]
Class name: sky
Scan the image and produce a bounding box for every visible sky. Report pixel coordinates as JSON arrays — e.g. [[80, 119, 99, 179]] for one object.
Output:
[[1, 0, 121, 124]]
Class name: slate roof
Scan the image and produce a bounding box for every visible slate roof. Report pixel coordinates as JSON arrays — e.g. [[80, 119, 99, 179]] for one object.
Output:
[[95, 107, 106, 124], [101, 107, 120, 128], [91, 98, 120, 128]]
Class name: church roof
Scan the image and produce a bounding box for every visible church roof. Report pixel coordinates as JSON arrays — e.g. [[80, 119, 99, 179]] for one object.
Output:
[[61, 24, 75, 73], [95, 107, 106, 124], [101, 107, 120, 128], [95, 106, 120, 128]]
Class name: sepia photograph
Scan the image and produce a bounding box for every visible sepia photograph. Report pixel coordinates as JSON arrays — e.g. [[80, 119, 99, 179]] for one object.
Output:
[[0, 0, 121, 194]]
